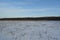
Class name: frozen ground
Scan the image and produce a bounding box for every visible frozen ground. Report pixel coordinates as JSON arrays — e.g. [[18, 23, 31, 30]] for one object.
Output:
[[0, 21, 60, 40]]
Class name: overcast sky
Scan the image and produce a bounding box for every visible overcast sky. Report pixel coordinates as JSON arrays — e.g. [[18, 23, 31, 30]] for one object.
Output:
[[0, 0, 60, 18]]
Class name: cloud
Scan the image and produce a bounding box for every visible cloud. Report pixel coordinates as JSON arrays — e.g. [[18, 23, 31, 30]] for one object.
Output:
[[0, 7, 60, 14], [0, 2, 49, 14], [0, 7, 60, 18], [0, 1, 33, 6], [0, 2, 10, 7], [0, 1, 60, 18], [0, 7, 48, 14]]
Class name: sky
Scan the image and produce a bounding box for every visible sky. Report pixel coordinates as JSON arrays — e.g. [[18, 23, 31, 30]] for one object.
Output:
[[0, 0, 60, 18]]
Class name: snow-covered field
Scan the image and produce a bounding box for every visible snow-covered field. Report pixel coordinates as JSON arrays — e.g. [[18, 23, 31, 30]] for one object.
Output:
[[0, 21, 60, 40]]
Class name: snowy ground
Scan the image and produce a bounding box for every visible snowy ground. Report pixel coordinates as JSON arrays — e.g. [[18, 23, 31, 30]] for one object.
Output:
[[0, 21, 60, 40]]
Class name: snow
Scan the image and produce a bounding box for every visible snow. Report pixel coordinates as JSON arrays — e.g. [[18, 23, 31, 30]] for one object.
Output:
[[0, 21, 60, 40]]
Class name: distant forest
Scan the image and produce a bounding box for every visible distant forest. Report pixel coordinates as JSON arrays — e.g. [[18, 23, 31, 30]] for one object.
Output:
[[0, 16, 60, 21]]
